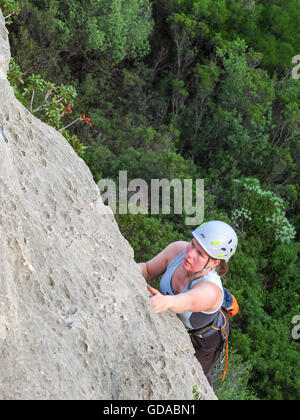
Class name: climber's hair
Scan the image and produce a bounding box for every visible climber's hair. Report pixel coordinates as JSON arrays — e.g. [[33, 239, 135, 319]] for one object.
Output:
[[214, 259, 229, 277]]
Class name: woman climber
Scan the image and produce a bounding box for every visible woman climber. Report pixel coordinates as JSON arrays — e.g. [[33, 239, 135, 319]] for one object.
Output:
[[138, 220, 238, 383]]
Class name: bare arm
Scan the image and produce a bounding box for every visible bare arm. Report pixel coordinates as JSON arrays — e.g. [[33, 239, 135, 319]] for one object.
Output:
[[138, 262, 150, 282], [148, 283, 221, 314], [138, 241, 187, 283]]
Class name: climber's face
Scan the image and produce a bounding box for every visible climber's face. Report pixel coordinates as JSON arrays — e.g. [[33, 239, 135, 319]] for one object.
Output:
[[182, 238, 218, 274]]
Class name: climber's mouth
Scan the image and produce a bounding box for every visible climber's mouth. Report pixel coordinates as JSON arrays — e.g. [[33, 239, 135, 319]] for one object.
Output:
[[183, 257, 192, 266]]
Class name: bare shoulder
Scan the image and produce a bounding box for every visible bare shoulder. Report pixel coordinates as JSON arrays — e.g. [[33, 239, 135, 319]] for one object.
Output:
[[145, 241, 188, 281], [191, 281, 223, 303], [165, 241, 188, 266], [189, 281, 223, 312]]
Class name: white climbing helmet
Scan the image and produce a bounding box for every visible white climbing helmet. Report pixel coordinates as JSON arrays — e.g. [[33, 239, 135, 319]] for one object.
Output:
[[192, 221, 238, 263]]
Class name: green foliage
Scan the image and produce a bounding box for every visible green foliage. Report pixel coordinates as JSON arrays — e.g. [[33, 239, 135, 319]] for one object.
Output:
[[160, 0, 300, 72], [246, 319, 300, 400], [194, 348, 260, 400], [116, 212, 183, 264], [6, 57, 24, 102], [0, 0, 21, 23], [6, 0, 300, 400], [232, 178, 296, 245], [23, 74, 77, 127], [197, 39, 274, 176], [7, 58, 87, 157], [61, 131, 87, 158], [8, 61, 78, 129], [212, 350, 259, 400], [55, 0, 153, 64]]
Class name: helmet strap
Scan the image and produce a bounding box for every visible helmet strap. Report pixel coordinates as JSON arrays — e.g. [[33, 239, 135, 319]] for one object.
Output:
[[190, 257, 211, 282]]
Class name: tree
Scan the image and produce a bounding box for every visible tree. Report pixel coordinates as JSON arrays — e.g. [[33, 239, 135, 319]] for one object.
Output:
[[55, 0, 154, 64]]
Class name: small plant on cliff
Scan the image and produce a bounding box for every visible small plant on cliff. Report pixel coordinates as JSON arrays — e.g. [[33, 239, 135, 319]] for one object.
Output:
[[0, 0, 20, 24], [7, 58, 89, 157]]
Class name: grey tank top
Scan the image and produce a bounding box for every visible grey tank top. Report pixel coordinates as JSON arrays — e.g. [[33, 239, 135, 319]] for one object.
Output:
[[160, 251, 224, 331]]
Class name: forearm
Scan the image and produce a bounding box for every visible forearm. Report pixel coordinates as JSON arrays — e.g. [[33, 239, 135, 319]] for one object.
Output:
[[167, 293, 194, 314]]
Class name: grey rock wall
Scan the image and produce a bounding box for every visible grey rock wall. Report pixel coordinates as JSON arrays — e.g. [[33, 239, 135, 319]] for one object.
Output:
[[0, 10, 216, 400]]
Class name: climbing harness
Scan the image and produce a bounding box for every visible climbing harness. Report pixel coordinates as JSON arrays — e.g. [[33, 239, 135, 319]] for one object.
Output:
[[0, 124, 9, 143], [187, 289, 239, 381], [185, 283, 239, 381], [188, 309, 229, 381]]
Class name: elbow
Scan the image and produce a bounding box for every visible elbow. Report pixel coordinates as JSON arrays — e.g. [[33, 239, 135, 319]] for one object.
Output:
[[139, 262, 151, 282], [144, 262, 151, 282]]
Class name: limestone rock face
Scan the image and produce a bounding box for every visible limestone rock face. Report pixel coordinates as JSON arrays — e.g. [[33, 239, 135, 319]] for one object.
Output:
[[0, 11, 216, 400]]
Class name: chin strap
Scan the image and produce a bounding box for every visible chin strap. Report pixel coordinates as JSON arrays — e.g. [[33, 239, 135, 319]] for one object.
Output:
[[187, 257, 211, 290]]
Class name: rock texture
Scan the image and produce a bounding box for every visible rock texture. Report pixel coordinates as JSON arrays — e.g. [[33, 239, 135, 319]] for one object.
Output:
[[0, 11, 216, 400]]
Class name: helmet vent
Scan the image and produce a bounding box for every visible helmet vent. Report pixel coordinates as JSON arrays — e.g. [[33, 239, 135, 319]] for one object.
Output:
[[228, 239, 233, 244]]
